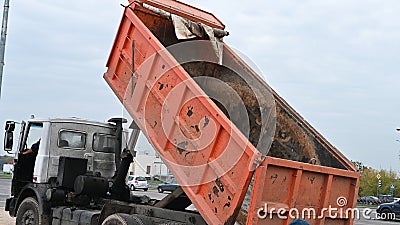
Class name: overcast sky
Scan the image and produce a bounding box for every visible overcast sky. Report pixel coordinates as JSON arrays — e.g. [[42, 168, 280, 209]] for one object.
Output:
[[0, 0, 399, 172]]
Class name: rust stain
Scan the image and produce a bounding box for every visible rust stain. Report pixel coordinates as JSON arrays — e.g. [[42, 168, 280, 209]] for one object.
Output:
[[213, 186, 220, 197], [216, 178, 225, 192], [224, 202, 231, 208], [158, 82, 164, 90], [203, 116, 210, 127], [187, 106, 194, 117], [177, 141, 189, 154], [191, 125, 200, 133], [271, 174, 278, 184]]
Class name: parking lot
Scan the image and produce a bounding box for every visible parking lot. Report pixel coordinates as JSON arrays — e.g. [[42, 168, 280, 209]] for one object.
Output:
[[0, 178, 14, 225]]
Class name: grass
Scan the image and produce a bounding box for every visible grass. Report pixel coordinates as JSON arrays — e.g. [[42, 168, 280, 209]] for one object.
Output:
[[148, 180, 164, 185], [0, 172, 12, 179], [147, 180, 164, 190]]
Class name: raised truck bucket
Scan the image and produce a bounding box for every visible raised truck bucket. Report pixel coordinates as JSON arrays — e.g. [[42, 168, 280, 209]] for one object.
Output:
[[104, 1, 359, 224]]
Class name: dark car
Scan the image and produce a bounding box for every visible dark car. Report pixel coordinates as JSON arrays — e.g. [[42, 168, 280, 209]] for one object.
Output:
[[378, 195, 394, 203], [157, 179, 180, 193], [358, 196, 381, 205], [357, 196, 366, 204], [376, 200, 400, 220]]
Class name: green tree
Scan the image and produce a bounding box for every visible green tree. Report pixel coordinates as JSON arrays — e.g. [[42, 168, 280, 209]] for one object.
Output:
[[357, 165, 400, 197]]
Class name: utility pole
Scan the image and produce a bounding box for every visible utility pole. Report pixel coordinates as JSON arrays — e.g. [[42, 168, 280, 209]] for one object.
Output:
[[0, 0, 10, 98]]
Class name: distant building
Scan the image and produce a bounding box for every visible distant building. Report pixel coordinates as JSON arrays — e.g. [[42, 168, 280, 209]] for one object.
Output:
[[2, 163, 14, 174], [129, 150, 169, 178]]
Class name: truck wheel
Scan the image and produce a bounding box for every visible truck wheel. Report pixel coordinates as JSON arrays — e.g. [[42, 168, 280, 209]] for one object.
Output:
[[381, 209, 393, 221], [102, 213, 153, 225], [16, 197, 45, 225], [158, 187, 163, 193], [143, 188, 148, 192], [130, 185, 135, 191]]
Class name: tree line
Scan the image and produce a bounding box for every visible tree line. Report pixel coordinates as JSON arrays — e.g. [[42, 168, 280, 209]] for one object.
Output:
[[353, 161, 400, 197]]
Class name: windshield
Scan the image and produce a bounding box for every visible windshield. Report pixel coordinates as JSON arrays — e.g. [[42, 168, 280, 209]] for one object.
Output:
[[136, 177, 146, 181], [26, 122, 43, 149]]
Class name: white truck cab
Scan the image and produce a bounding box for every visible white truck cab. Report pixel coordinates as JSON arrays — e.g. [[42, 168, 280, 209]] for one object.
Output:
[[49, 119, 125, 182], [3, 117, 140, 225], [8, 118, 125, 183]]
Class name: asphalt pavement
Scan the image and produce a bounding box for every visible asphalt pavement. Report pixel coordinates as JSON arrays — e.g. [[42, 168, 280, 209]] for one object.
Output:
[[0, 178, 14, 225]]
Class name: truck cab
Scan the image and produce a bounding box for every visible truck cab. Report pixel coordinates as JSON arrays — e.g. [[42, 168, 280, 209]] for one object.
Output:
[[4, 117, 206, 225], [4, 118, 126, 222], [18, 118, 121, 181]]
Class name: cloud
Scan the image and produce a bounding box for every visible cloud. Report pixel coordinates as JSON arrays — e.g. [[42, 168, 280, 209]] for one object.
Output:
[[0, 0, 399, 172]]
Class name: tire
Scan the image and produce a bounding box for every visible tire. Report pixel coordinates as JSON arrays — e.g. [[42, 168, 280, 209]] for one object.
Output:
[[102, 213, 154, 225], [130, 185, 135, 191], [16, 197, 49, 225], [158, 187, 163, 193], [381, 209, 394, 221], [143, 188, 148, 192]]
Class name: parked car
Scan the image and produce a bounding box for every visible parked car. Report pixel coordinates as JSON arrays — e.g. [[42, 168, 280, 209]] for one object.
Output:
[[127, 175, 148, 191], [370, 196, 382, 204], [376, 200, 400, 220], [157, 178, 180, 193], [358, 196, 381, 205], [378, 195, 394, 203]]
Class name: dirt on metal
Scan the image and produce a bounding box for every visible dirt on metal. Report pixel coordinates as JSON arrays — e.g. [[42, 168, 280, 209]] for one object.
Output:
[[182, 61, 346, 169]]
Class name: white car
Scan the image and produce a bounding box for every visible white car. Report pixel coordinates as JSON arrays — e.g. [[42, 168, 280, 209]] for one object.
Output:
[[127, 176, 148, 191]]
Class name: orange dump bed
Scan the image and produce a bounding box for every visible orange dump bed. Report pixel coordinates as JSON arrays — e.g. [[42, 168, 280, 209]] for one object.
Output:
[[243, 157, 359, 225], [104, 1, 359, 224]]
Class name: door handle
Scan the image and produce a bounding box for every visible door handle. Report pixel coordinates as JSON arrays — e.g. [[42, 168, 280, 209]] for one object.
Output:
[[84, 153, 94, 171]]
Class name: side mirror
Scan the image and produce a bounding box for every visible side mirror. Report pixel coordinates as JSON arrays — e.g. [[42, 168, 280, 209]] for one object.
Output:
[[4, 121, 15, 153]]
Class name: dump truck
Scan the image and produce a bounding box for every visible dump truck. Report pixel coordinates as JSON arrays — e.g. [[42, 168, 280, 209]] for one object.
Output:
[[4, 1, 360, 225]]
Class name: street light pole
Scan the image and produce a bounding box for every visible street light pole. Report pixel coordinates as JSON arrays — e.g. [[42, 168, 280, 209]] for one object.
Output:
[[396, 128, 400, 177], [397, 140, 400, 161], [0, 0, 10, 98]]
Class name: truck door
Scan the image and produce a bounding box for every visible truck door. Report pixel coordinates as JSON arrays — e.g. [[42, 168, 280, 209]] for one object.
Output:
[[91, 132, 118, 179], [13, 122, 43, 185]]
